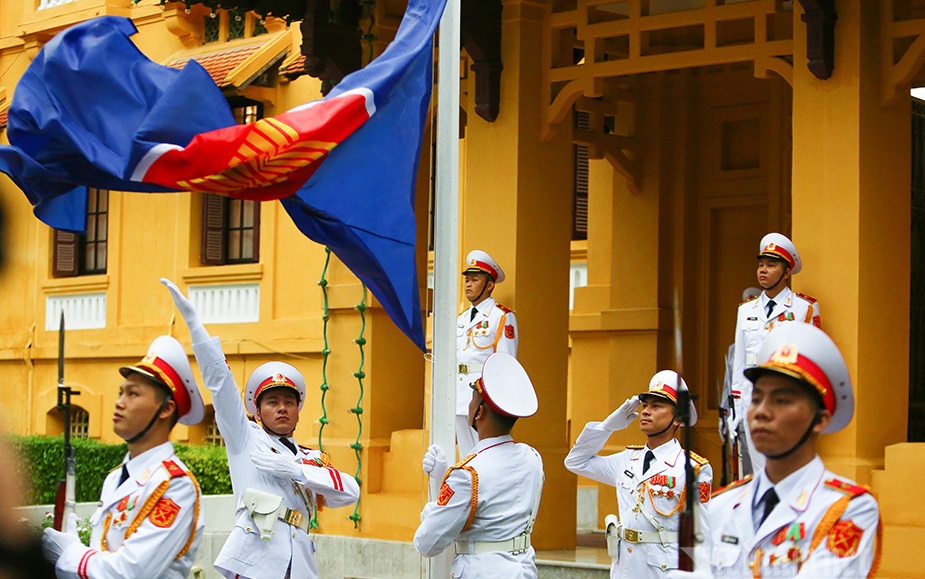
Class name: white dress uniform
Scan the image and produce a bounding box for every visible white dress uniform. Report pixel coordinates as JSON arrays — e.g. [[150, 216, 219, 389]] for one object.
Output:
[[706, 456, 880, 577], [732, 286, 820, 474], [456, 296, 518, 415], [193, 337, 360, 579], [414, 435, 544, 578], [417, 352, 543, 578], [565, 428, 712, 578], [53, 441, 203, 579]]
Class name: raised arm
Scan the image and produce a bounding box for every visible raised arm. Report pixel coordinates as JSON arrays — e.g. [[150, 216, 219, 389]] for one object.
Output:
[[161, 278, 250, 454]]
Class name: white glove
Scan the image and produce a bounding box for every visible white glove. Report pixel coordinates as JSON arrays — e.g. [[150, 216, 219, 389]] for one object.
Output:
[[422, 445, 448, 480], [161, 278, 210, 344], [41, 513, 81, 564], [601, 396, 640, 431], [250, 450, 308, 484], [726, 413, 741, 441]]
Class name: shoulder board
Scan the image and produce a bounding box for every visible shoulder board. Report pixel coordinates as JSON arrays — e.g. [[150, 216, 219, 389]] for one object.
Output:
[[824, 478, 870, 498], [794, 291, 818, 304], [162, 459, 187, 478], [451, 453, 478, 469], [689, 451, 709, 466], [712, 474, 753, 497], [494, 303, 513, 313], [625, 444, 644, 450], [740, 295, 760, 306]]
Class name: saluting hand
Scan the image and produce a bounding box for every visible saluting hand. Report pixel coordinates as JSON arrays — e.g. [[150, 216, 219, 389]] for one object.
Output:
[[161, 278, 210, 344], [250, 450, 308, 484], [601, 395, 640, 431]]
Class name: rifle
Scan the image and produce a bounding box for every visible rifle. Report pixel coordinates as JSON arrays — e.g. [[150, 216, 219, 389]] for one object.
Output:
[[673, 290, 698, 571], [53, 312, 79, 531]]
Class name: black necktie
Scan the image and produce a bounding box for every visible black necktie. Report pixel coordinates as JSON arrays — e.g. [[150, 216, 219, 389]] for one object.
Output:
[[643, 450, 656, 473], [470, 307, 478, 321], [118, 463, 130, 486], [759, 487, 779, 526], [766, 299, 777, 318], [280, 437, 298, 455]]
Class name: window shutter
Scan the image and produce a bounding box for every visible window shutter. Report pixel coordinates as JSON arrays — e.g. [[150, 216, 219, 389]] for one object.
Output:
[[573, 111, 590, 241], [53, 230, 80, 277], [201, 194, 227, 265]]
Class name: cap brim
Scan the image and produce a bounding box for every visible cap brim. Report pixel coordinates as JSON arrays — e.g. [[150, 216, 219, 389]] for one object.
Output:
[[119, 365, 168, 388]]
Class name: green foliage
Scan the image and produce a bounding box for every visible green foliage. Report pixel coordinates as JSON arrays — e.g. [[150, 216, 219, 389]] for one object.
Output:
[[9, 435, 231, 505], [174, 443, 232, 495]]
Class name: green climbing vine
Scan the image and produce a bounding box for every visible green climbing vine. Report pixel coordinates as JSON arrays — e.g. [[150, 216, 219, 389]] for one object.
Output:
[[312, 247, 333, 529], [348, 284, 367, 527]]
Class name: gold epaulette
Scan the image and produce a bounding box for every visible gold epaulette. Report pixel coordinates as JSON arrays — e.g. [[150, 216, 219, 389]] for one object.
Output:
[[739, 295, 760, 306], [495, 303, 513, 314], [795, 291, 818, 304], [689, 451, 709, 465], [712, 474, 753, 498], [825, 478, 870, 498]]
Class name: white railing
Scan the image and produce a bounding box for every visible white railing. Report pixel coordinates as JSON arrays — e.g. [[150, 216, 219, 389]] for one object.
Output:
[[46, 293, 107, 330], [37, 0, 80, 10], [189, 283, 260, 324], [569, 261, 588, 310]]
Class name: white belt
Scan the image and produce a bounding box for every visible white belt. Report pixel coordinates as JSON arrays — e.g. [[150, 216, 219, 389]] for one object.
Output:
[[458, 363, 483, 375], [454, 534, 531, 555], [617, 526, 677, 544]]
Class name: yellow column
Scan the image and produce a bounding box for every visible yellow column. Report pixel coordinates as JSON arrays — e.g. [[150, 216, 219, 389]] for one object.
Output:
[[791, 0, 910, 482], [461, 0, 575, 550]]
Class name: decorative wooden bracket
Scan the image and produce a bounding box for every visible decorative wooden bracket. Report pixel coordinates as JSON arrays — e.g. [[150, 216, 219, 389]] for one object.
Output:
[[574, 95, 640, 195], [461, 0, 503, 122], [299, 0, 363, 95], [881, 2, 925, 107], [798, 0, 837, 80], [163, 4, 210, 47]]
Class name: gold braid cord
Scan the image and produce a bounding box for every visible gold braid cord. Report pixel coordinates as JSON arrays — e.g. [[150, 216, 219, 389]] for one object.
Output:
[[441, 454, 480, 531], [174, 471, 202, 559], [124, 480, 171, 540], [645, 482, 686, 518], [459, 465, 479, 531], [100, 513, 114, 551]]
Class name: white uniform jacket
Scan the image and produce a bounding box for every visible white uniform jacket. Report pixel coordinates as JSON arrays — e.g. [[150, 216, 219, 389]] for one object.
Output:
[[731, 287, 821, 419], [456, 297, 518, 415], [54, 442, 203, 579], [414, 435, 544, 578], [193, 337, 360, 579], [564, 423, 713, 579], [706, 456, 881, 578]]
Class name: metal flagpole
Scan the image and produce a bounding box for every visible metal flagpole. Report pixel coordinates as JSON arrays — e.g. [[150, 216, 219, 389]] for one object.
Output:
[[426, 0, 460, 576]]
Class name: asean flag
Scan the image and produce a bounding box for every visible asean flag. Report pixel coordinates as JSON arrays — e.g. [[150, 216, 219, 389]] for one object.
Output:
[[0, 0, 445, 350]]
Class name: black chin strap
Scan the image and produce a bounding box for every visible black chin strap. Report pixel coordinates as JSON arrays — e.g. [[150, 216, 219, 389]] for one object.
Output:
[[124, 398, 169, 445], [646, 414, 680, 439], [470, 276, 493, 306], [765, 410, 823, 460], [760, 265, 788, 292]]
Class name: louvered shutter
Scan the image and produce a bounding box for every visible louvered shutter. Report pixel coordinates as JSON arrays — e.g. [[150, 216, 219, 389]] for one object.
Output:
[[53, 230, 80, 277], [201, 194, 227, 265]]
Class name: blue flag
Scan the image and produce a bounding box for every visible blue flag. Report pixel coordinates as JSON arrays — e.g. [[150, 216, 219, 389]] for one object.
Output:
[[0, 0, 446, 350]]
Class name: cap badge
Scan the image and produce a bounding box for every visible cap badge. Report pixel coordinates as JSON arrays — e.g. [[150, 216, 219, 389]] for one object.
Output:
[[770, 343, 799, 365]]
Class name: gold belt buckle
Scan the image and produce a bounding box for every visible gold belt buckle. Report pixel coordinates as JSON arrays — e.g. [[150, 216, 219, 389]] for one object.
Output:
[[623, 529, 639, 543], [285, 509, 304, 529]]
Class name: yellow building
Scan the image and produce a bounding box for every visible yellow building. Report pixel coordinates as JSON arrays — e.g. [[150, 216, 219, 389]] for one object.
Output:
[[2, 0, 925, 575]]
